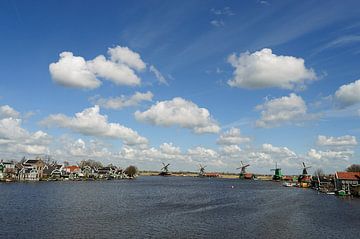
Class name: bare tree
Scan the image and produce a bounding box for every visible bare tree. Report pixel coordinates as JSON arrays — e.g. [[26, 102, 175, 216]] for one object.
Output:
[[313, 168, 324, 177]]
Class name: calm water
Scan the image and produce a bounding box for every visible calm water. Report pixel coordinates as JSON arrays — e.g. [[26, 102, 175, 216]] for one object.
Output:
[[1, 176, 360, 239]]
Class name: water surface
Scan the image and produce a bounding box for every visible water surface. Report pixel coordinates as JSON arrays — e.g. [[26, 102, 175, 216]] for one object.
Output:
[[1, 176, 359, 238]]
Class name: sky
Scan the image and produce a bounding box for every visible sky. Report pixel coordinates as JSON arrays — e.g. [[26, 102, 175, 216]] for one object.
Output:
[[0, 0, 360, 174]]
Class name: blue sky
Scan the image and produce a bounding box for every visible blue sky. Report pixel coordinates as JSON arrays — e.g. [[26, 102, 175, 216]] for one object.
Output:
[[0, 0, 360, 174]]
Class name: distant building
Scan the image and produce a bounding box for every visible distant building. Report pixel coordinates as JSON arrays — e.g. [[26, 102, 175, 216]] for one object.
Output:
[[18, 159, 46, 181], [43, 163, 63, 179], [62, 165, 81, 179], [335, 172, 360, 194]]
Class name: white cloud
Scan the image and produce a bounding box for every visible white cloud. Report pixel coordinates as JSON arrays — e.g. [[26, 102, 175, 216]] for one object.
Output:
[[210, 20, 225, 27], [334, 79, 360, 107], [217, 127, 250, 145], [255, 93, 315, 128], [227, 48, 317, 89], [0, 105, 20, 119], [149, 65, 168, 85], [61, 138, 112, 158], [187, 146, 219, 158], [108, 46, 146, 71], [0, 117, 51, 155], [49, 52, 101, 89], [91, 91, 153, 110], [220, 145, 242, 155], [307, 148, 354, 161], [41, 105, 148, 145], [159, 143, 181, 155], [134, 97, 220, 134], [49, 45, 147, 89], [87, 55, 140, 86], [211, 7, 234, 16], [247, 143, 298, 169], [317, 135, 357, 147]]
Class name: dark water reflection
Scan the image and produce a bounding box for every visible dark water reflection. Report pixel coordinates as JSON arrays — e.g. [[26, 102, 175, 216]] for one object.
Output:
[[1, 176, 360, 238]]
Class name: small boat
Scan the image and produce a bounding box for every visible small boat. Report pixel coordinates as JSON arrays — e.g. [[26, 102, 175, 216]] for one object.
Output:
[[326, 192, 335, 195], [283, 182, 297, 187]]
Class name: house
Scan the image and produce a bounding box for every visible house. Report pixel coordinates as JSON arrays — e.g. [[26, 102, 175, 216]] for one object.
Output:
[[97, 167, 114, 179], [62, 165, 81, 180], [0, 160, 17, 180], [81, 165, 97, 179], [0, 160, 5, 180], [18, 159, 46, 181], [43, 163, 63, 179], [335, 172, 360, 194]]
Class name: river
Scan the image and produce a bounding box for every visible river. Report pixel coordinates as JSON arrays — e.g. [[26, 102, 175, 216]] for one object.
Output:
[[1, 176, 359, 238]]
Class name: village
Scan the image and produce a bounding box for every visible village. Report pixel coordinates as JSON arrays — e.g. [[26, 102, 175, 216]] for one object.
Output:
[[0, 158, 138, 182], [1, 157, 360, 198]]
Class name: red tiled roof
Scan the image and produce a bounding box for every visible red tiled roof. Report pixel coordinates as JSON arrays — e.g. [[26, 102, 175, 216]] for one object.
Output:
[[336, 172, 360, 180], [65, 165, 81, 173]]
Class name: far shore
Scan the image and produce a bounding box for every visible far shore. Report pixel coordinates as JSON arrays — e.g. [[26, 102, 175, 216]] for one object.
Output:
[[139, 171, 274, 180]]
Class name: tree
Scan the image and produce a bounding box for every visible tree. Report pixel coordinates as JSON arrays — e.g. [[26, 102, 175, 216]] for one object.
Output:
[[124, 165, 138, 178], [78, 159, 103, 169], [313, 168, 324, 177], [346, 164, 360, 172], [63, 161, 70, 167]]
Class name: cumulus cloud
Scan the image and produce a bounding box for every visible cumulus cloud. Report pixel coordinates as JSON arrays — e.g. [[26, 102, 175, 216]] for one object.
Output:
[[217, 127, 250, 145], [227, 48, 317, 89], [255, 93, 316, 128], [159, 143, 181, 155], [134, 97, 220, 134], [307, 148, 354, 161], [246, 143, 299, 169], [41, 105, 147, 145], [0, 117, 51, 155], [317, 135, 357, 147], [91, 91, 153, 110], [49, 45, 146, 89], [334, 79, 360, 107], [49, 52, 101, 89], [87, 55, 140, 86], [0, 105, 20, 119], [220, 145, 242, 155], [57, 138, 112, 158], [149, 65, 168, 85], [108, 46, 146, 71]]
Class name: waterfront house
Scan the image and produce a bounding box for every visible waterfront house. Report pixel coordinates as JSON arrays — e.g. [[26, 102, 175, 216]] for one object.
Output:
[[43, 163, 63, 179], [18, 159, 46, 181], [97, 167, 114, 179], [62, 165, 81, 180], [18, 168, 40, 181], [335, 172, 360, 194], [0, 160, 17, 181], [50, 168, 62, 179], [81, 165, 98, 178], [0, 160, 5, 180]]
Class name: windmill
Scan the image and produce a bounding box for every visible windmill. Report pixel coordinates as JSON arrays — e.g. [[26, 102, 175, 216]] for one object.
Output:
[[199, 164, 207, 177], [301, 162, 311, 175], [159, 163, 171, 176], [237, 161, 250, 179], [270, 162, 282, 181], [298, 162, 312, 187]]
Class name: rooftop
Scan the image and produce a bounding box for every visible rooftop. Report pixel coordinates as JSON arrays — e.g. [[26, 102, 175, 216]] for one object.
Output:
[[336, 172, 360, 180]]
